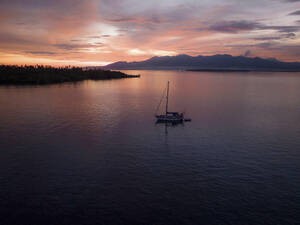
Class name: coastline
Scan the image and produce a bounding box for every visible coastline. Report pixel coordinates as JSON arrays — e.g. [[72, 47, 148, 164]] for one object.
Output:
[[0, 65, 140, 85]]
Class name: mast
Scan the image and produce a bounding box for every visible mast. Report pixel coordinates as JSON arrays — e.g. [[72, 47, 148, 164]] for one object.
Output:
[[166, 81, 169, 115]]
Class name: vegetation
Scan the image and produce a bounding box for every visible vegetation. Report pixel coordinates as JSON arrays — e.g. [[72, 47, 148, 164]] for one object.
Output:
[[0, 65, 139, 85]]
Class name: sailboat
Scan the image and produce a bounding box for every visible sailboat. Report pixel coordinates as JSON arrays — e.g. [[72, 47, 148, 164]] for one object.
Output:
[[155, 81, 191, 123]]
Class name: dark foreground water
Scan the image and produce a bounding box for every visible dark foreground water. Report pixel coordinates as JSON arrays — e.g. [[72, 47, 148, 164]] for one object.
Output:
[[0, 70, 300, 225]]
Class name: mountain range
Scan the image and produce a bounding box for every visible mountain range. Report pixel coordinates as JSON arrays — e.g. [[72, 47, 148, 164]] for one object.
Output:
[[102, 54, 300, 71]]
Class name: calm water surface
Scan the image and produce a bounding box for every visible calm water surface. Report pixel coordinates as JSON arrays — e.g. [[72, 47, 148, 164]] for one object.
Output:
[[0, 71, 300, 225]]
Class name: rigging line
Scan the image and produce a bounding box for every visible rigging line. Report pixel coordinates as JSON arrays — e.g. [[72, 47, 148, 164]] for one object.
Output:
[[155, 86, 167, 115]]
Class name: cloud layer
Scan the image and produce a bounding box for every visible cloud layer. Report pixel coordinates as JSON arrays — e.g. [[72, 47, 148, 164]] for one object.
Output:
[[0, 0, 300, 65]]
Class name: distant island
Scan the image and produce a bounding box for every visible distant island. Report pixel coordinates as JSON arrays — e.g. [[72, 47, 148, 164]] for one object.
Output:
[[0, 65, 139, 85], [102, 54, 300, 72]]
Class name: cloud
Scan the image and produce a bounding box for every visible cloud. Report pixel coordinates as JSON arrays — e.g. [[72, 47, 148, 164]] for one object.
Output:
[[25, 51, 58, 56], [288, 10, 300, 15], [54, 43, 104, 51], [244, 50, 252, 57], [226, 42, 280, 49], [207, 20, 300, 34], [1, 0, 300, 65], [128, 48, 177, 56], [253, 33, 296, 40], [283, 33, 296, 38], [208, 20, 259, 33], [253, 37, 282, 40], [262, 25, 300, 32], [255, 42, 277, 49], [227, 40, 300, 61], [88, 36, 102, 39], [106, 15, 167, 25]]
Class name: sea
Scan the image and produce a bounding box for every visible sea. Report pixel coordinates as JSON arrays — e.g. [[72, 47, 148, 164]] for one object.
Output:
[[0, 70, 300, 225]]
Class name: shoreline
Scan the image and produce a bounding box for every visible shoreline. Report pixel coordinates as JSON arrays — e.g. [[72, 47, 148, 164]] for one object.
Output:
[[0, 65, 140, 85]]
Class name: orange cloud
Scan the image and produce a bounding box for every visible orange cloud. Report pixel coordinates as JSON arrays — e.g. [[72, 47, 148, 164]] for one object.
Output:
[[0, 0, 300, 65]]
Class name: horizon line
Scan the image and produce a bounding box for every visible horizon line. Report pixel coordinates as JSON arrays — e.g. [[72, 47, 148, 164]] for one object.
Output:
[[2, 53, 300, 68]]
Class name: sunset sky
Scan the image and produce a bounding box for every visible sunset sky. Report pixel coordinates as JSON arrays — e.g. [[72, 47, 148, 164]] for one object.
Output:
[[1, 0, 300, 66]]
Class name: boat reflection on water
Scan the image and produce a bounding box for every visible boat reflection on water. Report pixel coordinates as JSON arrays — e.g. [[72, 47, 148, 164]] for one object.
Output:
[[155, 119, 184, 135]]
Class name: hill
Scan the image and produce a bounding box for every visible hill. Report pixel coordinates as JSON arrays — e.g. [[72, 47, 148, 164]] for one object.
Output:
[[102, 54, 300, 71]]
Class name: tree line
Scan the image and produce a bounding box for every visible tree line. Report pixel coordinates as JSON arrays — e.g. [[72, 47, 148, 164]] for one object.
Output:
[[0, 65, 139, 85]]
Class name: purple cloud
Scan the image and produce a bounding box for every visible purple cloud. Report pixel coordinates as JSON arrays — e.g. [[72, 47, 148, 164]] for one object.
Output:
[[288, 10, 300, 15], [209, 20, 260, 33]]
